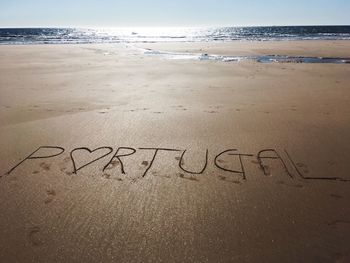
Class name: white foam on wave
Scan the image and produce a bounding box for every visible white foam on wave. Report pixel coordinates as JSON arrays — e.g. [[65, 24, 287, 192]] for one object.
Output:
[[141, 48, 350, 64]]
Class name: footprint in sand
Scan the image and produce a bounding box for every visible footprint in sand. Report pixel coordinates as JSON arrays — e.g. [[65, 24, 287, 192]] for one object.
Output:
[[28, 227, 43, 246], [59, 158, 73, 175], [327, 220, 350, 226], [330, 194, 343, 200], [40, 162, 51, 171], [188, 176, 199, 181], [103, 173, 111, 179], [105, 160, 120, 170], [178, 173, 199, 182], [44, 189, 56, 204], [218, 175, 226, 181], [218, 175, 242, 184], [172, 105, 185, 110], [102, 173, 123, 181], [328, 160, 336, 166]]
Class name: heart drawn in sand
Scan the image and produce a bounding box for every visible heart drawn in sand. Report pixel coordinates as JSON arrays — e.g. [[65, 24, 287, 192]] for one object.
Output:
[[70, 147, 113, 174]]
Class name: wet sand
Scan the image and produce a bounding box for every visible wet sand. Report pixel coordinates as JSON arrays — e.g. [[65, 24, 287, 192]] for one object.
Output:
[[0, 41, 350, 262]]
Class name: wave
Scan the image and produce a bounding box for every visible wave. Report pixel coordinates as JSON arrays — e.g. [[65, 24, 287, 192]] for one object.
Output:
[[142, 48, 350, 64]]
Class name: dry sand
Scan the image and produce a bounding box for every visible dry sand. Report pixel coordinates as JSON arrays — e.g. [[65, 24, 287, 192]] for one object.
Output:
[[0, 41, 350, 262]]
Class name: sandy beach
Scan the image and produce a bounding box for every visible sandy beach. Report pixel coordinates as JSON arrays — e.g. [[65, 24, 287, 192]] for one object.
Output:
[[0, 41, 350, 262]]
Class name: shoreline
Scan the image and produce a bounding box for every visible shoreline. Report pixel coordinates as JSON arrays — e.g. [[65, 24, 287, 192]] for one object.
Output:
[[1, 39, 350, 57]]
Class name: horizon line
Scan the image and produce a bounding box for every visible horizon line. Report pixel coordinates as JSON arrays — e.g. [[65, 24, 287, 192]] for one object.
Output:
[[1, 24, 350, 29]]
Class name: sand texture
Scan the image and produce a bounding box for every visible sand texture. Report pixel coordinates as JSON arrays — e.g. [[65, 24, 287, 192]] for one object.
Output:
[[0, 41, 350, 262]]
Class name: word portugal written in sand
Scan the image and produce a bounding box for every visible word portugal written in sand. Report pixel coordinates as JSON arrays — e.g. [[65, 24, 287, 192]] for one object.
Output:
[[2, 146, 349, 182]]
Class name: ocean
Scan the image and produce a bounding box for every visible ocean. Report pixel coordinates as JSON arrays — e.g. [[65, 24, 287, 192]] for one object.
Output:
[[1, 26, 350, 45]]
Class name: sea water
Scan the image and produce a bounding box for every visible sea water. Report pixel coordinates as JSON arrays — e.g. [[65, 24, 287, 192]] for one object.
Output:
[[1, 26, 350, 45]]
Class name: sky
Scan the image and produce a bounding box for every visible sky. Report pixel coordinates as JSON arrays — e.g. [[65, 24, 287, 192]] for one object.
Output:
[[0, 0, 349, 28]]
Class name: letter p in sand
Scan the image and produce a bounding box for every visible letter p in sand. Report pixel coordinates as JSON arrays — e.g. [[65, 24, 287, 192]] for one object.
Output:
[[3, 146, 65, 176]]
